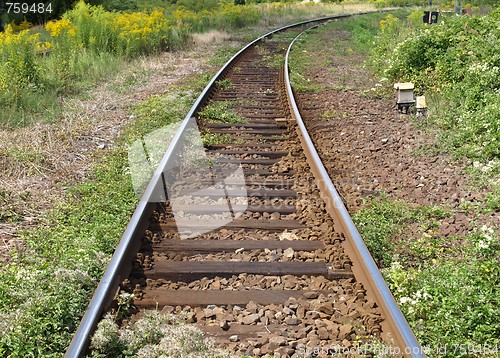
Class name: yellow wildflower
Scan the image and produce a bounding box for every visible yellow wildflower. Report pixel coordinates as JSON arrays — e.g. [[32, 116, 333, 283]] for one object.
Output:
[[35, 41, 52, 52], [46, 18, 74, 37]]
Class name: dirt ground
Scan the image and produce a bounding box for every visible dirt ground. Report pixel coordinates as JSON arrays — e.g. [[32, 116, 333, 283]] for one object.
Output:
[[295, 28, 499, 250]]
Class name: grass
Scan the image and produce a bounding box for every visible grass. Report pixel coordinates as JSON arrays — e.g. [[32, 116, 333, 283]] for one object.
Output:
[[288, 27, 326, 93], [383, 249, 500, 355], [199, 101, 246, 124], [110, 66, 152, 95], [0, 190, 23, 223], [289, 13, 394, 92], [192, 30, 230, 46], [0, 95, 196, 355], [130, 93, 196, 137], [215, 79, 235, 91], [208, 43, 243, 67], [0, 2, 182, 128], [0, 91, 62, 128], [0, 152, 137, 355], [0, 1, 379, 129], [255, 41, 286, 68], [201, 130, 231, 147], [372, 9, 500, 164], [353, 195, 500, 356], [320, 109, 350, 120], [0, 4, 254, 353], [352, 195, 450, 268]]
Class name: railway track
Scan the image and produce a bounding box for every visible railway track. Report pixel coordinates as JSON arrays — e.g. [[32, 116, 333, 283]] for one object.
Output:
[[67, 13, 424, 358]]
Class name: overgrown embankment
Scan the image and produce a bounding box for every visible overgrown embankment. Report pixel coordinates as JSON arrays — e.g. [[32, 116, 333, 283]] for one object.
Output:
[[373, 9, 500, 164]]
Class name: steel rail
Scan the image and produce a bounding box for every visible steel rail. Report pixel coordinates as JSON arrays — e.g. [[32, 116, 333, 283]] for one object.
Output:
[[66, 10, 404, 357], [284, 22, 425, 358]]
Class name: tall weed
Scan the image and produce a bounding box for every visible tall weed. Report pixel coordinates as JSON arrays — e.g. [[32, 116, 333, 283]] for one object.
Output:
[[0, 25, 41, 108]]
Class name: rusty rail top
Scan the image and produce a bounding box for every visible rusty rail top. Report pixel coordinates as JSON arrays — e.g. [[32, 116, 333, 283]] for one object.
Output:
[[65, 10, 421, 357]]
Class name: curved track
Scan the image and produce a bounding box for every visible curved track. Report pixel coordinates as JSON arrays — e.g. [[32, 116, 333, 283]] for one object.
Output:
[[66, 13, 424, 358]]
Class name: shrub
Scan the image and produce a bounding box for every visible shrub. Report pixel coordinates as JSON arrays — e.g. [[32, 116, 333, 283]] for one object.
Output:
[[176, 0, 220, 13], [218, 3, 260, 29], [199, 101, 246, 124], [372, 9, 500, 164], [64, 1, 176, 56], [0, 1, 189, 125]]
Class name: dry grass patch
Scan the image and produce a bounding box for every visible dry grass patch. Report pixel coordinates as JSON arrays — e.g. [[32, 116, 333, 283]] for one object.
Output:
[[193, 30, 231, 45], [258, 2, 378, 28]]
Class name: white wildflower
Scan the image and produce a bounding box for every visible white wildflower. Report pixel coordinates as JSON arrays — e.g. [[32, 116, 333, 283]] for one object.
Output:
[[477, 240, 489, 249], [480, 225, 494, 235], [400, 297, 411, 304], [90, 313, 120, 351]]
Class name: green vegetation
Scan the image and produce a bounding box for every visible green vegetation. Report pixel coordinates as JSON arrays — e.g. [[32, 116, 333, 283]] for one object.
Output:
[[0, 83, 195, 357], [0, 190, 23, 223], [201, 130, 232, 146], [1, 1, 185, 127], [0, 0, 288, 25], [215, 78, 235, 90], [209, 44, 242, 67], [90, 311, 234, 357], [289, 13, 390, 91], [320, 109, 350, 120], [352, 195, 449, 268], [363, 0, 499, 9], [199, 101, 246, 124], [256, 39, 287, 68], [288, 27, 324, 92], [132, 93, 196, 135], [3, 0, 353, 128], [384, 241, 500, 354], [353, 195, 500, 356], [1, 2, 375, 355], [373, 10, 500, 165], [15, 2, 500, 356], [0, 152, 137, 355]]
